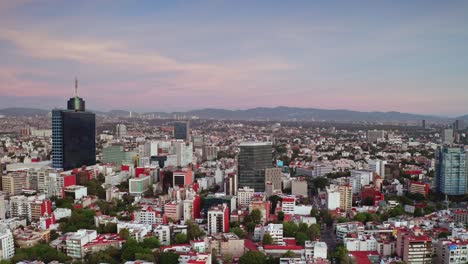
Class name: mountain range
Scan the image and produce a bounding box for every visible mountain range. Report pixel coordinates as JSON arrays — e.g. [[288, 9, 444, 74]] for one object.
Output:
[[1, 106, 466, 122]]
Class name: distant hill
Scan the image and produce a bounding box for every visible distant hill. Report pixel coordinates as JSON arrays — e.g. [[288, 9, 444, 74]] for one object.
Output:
[[0, 106, 452, 122], [456, 114, 468, 120], [148, 106, 446, 122], [0, 108, 49, 117]]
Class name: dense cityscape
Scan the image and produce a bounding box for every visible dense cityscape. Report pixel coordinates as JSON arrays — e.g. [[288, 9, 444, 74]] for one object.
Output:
[[0, 87, 467, 264], [1, 1, 468, 264]]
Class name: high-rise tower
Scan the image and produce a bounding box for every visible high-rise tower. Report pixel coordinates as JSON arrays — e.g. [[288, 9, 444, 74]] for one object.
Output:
[[52, 78, 96, 170], [435, 146, 467, 195], [237, 142, 273, 192]]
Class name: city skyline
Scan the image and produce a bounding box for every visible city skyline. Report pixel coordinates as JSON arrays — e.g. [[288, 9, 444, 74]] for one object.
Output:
[[1, 1, 468, 115]]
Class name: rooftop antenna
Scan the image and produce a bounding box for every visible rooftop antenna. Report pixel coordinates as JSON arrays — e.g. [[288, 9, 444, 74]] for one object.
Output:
[[74, 77, 78, 97]]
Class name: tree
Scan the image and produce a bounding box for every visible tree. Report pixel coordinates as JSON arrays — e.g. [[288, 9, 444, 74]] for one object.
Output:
[[295, 232, 308, 246], [231, 227, 246, 238], [306, 224, 321, 241], [277, 211, 285, 222], [158, 252, 179, 264], [310, 208, 318, 217], [413, 207, 424, 217], [239, 251, 267, 264], [354, 212, 369, 223], [141, 237, 161, 249], [298, 223, 308, 233], [186, 220, 205, 240], [250, 209, 262, 224], [246, 222, 256, 234], [283, 221, 298, 237], [262, 233, 274, 245], [282, 250, 295, 258], [174, 233, 189, 244], [119, 228, 130, 240], [11, 244, 72, 263], [268, 195, 282, 214]]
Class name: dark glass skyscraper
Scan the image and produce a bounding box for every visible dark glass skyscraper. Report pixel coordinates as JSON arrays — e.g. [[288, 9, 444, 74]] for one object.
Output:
[[174, 121, 190, 141], [52, 79, 96, 170], [238, 142, 273, 192]]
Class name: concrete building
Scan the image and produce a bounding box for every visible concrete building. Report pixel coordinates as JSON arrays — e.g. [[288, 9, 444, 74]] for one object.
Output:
[[442, 128, 454, 144], [132, 207, 158, 224], [115, 124, 127, 138], [224, 173, 238, 196], [437, 239, 468, 264], [129, 176, 151, 196], [339, 185, 353, 212], [154, 225, 171, 246], [261, 223, 284, 245], [304, 241, 327, 261], [207, 204, 229, 234], [350, 170, 373, 194], [9, 195, 31, 221], [367, 130, 385, 143], [0, 225, 15, 260], [265, 168, 282, 191], [209, 233, 245, 258], [173, 169, 193, 188], [64, 185, 88, 200], [202, 145, 218, 161], [237, 186, 255, 208], [65, 229, 98, 259], [291, 177, 308, 197], [344, 235, 378, 251], [164, 201, 183, 221], [368, 159, 387, 177], [326, 186, 340, 210], [2, 171, 28, 195]]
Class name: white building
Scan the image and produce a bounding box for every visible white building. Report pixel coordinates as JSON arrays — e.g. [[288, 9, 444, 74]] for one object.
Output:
[[133, 208, 158, 225], [237, 187, 255, 208], [326, 186, 340, 210], [281, 196, 296, 215], [0, 225, 14, 260], [368, 159, 387, 177], [261, 223, 284, 245], [117, 223, 152, 242], [129, 176, 151, 196], [344, 235, 377, 252], [305, 241, 327, 260], [64, 185, 88, 200], [66, 229, 98, 258], [154, 225, 171, 246], [9, 195, 31, 221], [53, 208, 72, 220], [350, 170, 373, 193], [207, 204, 228, 234]]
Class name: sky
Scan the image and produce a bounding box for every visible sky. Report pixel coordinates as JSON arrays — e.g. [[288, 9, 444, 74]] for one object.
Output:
[[0, 0, 467, 116]]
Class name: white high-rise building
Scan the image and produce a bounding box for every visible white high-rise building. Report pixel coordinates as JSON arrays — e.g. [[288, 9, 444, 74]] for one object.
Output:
[[441, 128, 454, 144], [207, 204, 228, 234], [116, 124, 127, 138], [0, 225, 14, 260], [368, 159, 387, 177], [326, 186, 340, 210], [350, 170, 373, 193]]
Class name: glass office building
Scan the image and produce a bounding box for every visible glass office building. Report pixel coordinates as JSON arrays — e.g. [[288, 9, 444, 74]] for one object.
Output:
[[238, 142, 273, 192], [52, 93, 96, 170], [174, 121, 190, 141], [435, 147, 467, 195]]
